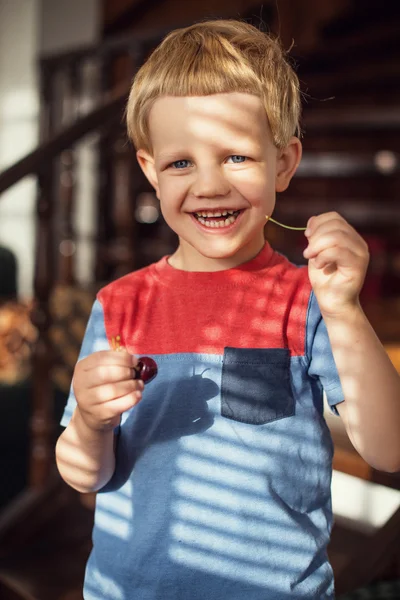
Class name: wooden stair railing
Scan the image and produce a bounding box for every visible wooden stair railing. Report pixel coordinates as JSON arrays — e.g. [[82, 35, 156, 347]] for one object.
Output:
[[0, 91, 127, 194], [0, 87, 131, 509]]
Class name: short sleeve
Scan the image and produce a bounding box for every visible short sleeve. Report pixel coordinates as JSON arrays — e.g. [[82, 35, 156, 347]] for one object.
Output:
[[306, 291, 344, 414], [60, 298, 109, 427]]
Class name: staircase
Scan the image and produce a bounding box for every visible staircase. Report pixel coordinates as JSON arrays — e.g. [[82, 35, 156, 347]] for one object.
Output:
[[0, 1, 399, 597]]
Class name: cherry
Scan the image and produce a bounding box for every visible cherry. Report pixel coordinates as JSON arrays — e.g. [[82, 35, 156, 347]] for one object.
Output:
[[133, 356, 158, 384]]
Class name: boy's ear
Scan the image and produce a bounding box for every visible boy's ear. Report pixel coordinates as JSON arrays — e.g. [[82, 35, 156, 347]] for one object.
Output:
[[275, 137, 302, 193], [136, 150, 160, 198]]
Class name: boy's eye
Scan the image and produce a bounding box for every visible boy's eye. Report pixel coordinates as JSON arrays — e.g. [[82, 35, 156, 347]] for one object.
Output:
[[171, 160, 191, 169], [227, 155, 247, 164]]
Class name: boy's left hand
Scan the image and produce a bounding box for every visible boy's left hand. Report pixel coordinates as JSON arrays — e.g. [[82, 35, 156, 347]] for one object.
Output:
[[303, 212, 370, 318]]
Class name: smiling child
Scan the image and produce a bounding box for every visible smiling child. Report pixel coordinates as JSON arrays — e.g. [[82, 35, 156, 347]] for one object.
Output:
[[56, 20, 400, 600]]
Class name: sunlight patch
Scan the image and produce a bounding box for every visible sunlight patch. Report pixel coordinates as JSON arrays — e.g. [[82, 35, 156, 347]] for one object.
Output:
[[171, 521, 306, 569], [169, 543, 287, 591], [173, 476, 274, 518], [95, 509, 131, 540], [84, 567, 125, 600], [176, 454, 267, 493], [171, 500, 306, 547]]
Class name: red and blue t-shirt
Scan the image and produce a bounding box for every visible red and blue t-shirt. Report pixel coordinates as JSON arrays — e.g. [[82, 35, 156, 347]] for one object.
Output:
[[62, 242, 343, 600]]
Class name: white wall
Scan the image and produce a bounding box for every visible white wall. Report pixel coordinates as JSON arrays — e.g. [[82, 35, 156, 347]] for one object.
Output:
[[0, 0, 100, 299], [39, 0, 100, 54], [0, 0, 40, 299]]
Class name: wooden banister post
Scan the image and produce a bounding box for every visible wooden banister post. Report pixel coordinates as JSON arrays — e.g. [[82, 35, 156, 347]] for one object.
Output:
[[58, 149, 77, 285], [95, 56, 114, 283], [38, 62, 55, 142], [110, 133, 136, 278], [58, 64, 80, 285], [29, 164, 56, 488]]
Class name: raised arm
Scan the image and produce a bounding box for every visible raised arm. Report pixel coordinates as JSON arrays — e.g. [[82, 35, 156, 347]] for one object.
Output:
[[304, 212, 400, 473]]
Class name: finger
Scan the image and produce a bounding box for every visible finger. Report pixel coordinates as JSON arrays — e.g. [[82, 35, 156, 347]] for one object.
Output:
[[100, 390, 143, 417], [304, 230, 354, 259], [91, 379, 144, 404], [306, 218, 368, 257], [80, 350, 138, 371], [309, 246, 362, 271], [305, 230, 369, 262], [306, 214, 369, 257], [84, 364, 138, 389], [305, 217, 354, 241], [306, 212, 347, 233]]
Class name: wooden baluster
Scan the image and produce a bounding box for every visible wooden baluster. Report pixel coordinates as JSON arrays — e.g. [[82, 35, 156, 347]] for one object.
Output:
[[25, 57, 57, 491], [126, 43, 151, 270], [58, 64, 79, 285], [110, 133, 136, 278], [58, 150, 77, 285], [95, 56, 114, 283], [29, 164, 56, 488], [38, 62, 55, 142], [96, 129, 113, 283]]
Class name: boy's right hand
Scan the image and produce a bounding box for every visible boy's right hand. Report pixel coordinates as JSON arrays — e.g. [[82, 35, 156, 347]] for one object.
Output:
[[72, 350, 144, 432]]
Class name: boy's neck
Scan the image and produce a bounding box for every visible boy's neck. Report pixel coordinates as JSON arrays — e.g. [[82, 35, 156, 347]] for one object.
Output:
[[168, 237, 266, 272]]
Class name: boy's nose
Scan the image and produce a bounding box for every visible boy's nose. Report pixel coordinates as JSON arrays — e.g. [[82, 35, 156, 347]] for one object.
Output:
[[191, 168, 230, 199]]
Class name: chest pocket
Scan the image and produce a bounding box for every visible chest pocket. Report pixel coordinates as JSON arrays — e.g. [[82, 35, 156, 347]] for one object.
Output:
[[221, 347, 295, 425]]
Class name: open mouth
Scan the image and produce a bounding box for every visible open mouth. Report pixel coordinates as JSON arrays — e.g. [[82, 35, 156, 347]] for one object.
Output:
[[192, 209, 242, 228]]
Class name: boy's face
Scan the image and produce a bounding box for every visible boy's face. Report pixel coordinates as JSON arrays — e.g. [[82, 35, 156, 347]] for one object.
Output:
[[137, 93, 301, 271]]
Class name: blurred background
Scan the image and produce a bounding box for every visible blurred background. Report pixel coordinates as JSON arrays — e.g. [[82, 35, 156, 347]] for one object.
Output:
[[0, 0, 399, 598]]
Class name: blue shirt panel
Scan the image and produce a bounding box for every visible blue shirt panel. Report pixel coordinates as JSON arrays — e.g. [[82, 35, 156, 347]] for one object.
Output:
[[61, 296, 343, 600]]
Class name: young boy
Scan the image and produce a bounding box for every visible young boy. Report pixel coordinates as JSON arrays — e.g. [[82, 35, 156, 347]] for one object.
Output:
[[56, 19, 400, 600]]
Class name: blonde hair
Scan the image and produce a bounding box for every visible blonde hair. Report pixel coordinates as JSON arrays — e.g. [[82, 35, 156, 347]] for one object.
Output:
[[126, 19, 301, 152]]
